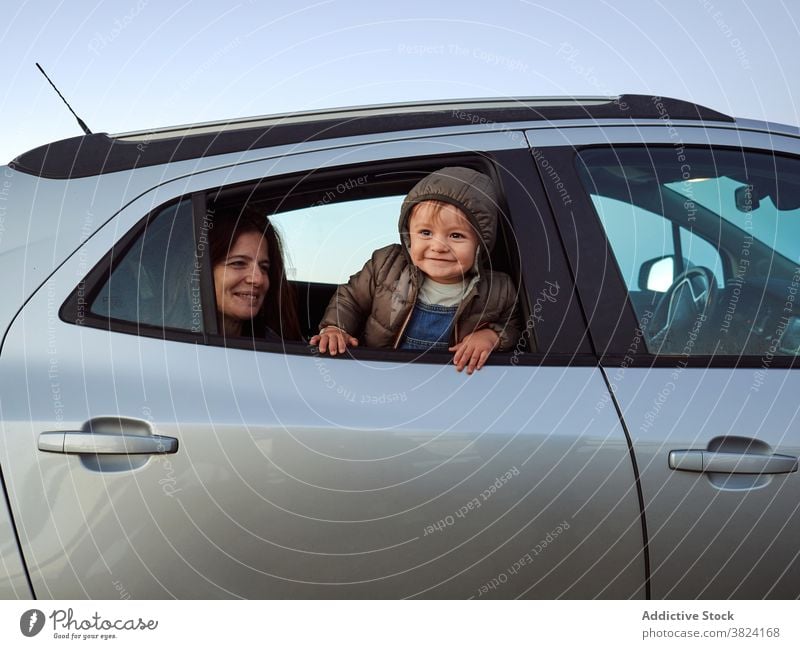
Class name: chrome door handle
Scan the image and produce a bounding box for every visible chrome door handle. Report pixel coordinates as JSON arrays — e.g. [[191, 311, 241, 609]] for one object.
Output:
[[669, 450, 798, 474], [39, 431, 178, 455]]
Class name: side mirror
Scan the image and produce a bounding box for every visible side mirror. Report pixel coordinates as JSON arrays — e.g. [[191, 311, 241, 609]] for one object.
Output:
[[639, 255, 675, 292]]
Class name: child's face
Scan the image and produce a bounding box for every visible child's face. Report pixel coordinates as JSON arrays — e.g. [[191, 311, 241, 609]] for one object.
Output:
[[407, 201, 479, 284]]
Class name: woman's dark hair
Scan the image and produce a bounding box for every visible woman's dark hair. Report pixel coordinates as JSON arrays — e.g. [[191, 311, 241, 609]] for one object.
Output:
[[209, 204, 302, 341]]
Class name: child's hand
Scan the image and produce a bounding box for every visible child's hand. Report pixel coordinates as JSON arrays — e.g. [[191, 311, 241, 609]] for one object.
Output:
[[310, 326, 359, 356], [449, 329, 500, 375]]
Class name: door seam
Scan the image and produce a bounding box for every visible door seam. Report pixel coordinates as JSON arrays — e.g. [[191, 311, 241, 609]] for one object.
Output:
[[598, 364, 652, 600], [0, 461, 36, 598]]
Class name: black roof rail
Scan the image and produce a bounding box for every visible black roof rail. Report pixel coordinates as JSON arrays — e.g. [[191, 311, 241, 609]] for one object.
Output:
[[9, 95, 733, 180]]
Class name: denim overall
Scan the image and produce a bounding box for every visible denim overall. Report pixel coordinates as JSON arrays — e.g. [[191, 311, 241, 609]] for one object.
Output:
[[399, 302, 458, 351]]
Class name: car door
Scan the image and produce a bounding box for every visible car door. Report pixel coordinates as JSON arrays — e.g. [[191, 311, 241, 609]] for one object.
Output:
[[0, 131, 645, 598], [531, 123, 800, 598]]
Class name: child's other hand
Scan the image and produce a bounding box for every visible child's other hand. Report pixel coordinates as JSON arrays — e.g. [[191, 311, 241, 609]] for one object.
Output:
[[449, 329, 499, 375], [310, 326, 359, 356]]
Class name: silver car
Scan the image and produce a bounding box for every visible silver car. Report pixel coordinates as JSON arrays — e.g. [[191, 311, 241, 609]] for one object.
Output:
[[1, 95, 798, 599]]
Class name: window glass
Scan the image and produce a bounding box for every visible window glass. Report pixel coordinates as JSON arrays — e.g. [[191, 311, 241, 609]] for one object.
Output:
[[91, 200, 202, 332], [667, 176, 800, 262], [270, 195, 403, 284], [680, 228, 725, 288], [591, 195, 673, 290], [578, 147, 800, 356], [591, 195, 725, 293]]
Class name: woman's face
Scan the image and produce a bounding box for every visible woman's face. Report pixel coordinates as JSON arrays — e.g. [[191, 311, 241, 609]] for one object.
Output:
[[213, 231, 270, 336]]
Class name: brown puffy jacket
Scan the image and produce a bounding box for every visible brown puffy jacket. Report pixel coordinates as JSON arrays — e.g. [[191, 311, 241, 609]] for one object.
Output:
[[319, 167, 522, 350]]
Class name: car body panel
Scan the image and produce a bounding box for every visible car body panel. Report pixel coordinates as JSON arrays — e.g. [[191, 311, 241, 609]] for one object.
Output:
[[0, 486, 31, 598], [609, 368, 800, 598], [529, 124, 800, 599], [3, 278, 645, 598], [0, 315, 645, 597]]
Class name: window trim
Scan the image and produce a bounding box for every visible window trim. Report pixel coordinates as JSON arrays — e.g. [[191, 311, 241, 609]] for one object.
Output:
[[192, 193, 219, 336], [202, 334, 597, 367]]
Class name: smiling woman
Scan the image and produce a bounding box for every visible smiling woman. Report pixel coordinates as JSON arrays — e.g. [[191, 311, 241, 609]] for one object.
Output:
[[209, 206, 302, 341]]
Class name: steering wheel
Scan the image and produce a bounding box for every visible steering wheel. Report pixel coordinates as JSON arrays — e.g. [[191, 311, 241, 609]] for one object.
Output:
[[648, 266, 718, 351]]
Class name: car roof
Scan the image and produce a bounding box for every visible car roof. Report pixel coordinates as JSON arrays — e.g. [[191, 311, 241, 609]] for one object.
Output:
[[7, 94, 742, 180]]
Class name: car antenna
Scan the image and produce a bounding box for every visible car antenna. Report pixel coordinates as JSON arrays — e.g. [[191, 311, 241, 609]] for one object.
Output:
[[35, 62, 92, 135]]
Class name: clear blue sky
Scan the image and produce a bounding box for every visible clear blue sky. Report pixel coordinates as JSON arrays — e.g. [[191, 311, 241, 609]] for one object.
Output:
[[1, 0, 798, 163]]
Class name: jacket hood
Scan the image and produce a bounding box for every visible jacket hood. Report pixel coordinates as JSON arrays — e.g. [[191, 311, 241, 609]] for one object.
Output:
[[398, 166, 499, 256]]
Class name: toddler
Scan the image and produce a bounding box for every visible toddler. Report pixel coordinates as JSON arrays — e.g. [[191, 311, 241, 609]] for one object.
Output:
[[311, 167, 521, 374]]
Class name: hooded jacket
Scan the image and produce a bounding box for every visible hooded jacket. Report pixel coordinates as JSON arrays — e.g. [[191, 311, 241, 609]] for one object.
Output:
[[319, 167, 522, 350]]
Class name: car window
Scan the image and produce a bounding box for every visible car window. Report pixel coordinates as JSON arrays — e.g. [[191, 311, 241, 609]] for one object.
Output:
[[578, 147, 800, 356], [78, 162, 527, 355], [90, 199, 202, 333], [270, 195, 403, 284], [205, 163, 527, 354]]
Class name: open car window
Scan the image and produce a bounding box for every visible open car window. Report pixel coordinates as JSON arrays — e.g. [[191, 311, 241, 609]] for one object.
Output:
[[209, 162, 527, 354], [270, 195, 403, 284]]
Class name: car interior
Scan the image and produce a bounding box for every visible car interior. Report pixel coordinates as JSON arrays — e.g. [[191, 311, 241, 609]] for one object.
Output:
[[578, 146, 800, 357]]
